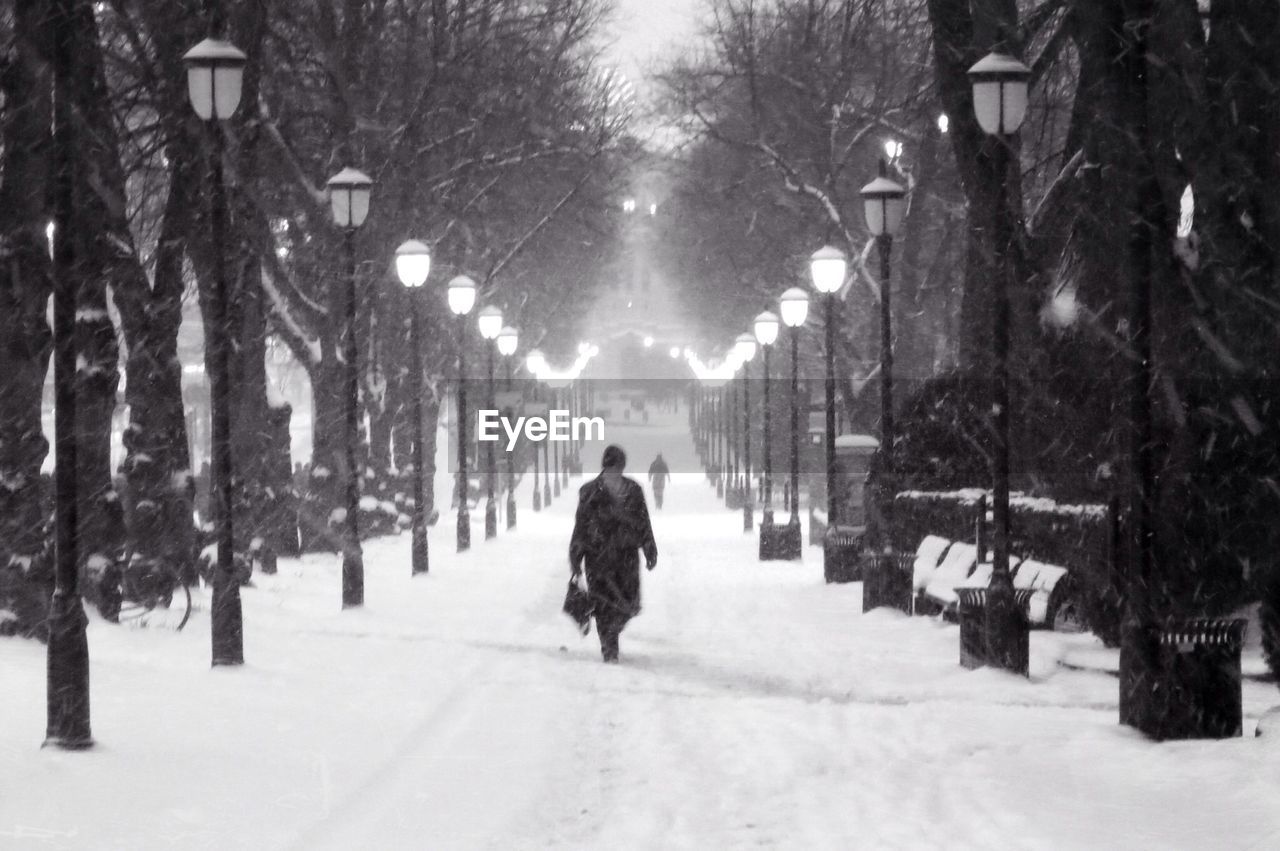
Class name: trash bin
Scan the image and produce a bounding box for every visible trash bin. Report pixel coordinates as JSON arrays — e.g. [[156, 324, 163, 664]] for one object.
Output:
[[862, 552, 913, 614], [956, 587, 1032, 672], [1158, 618, 1246, 739], [823, 526, 863, 583]]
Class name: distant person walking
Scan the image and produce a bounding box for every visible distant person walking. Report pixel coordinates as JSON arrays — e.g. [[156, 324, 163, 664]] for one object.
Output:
[[648, 453, 671, 509], [569, 445, 658, 663]]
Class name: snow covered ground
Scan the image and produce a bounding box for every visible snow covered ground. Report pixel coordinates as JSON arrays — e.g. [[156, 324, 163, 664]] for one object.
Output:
[[4, 407, 1280, 850]]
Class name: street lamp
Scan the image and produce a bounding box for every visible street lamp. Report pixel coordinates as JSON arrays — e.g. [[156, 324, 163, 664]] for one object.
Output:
[[753, 311, 780, 536], [716, 378, 727, 499], [968, 49, 1030, 673], [726, 347, 744, 509], [718, 375, 728, 498], [526, 348, 545, 511], [861, 162, 907, 549], [810, 246, 847, 554], [447, 275, 477, 552], [395, 239, 431, 576], [780, 287, 809, 560], [477, 305, 503, 540], [498, 326, 519, 529], [548, 374, 561, 499], [326, 166, 373, 609], [735, 332, 757, 532], [968, 52, 1030, 137], [184, 32, 247, 667], [542, 372, 554, 506]]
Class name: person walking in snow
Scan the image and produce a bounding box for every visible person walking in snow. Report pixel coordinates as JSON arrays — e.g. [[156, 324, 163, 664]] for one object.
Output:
[[647, 453, 671, 509], [569, 445, 658, 663]]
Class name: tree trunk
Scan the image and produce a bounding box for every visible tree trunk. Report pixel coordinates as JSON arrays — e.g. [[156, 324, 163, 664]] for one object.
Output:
[[93, 27, 198, 589], [0, 1, 55, 636], [67, 0, 127, 607]]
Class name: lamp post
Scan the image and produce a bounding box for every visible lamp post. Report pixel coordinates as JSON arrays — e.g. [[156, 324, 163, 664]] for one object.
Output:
[[967, 49, 1030, 673], [543, 378, 553, 507], [552, 383, 562, 498], [780, 288, 810, 557], [712, 385, 723, 495], [1116, 3, 1161, 732], [447, 275, 477, 551], [719, 381, 728, 499], [754, 312, 780, 531], [735, 332, 757, 531], [326, 167, 374, 609], [860, 162, 907, 548], [732, 363, 742, 504], [810, 246, 848, 546], [498, 326, 519, 529], [45, 0, 97, 747], [183, 30, 247, 666], [395, 240, 431, 575], [477, 305, 503, 540], [526, 349, 545, 511]]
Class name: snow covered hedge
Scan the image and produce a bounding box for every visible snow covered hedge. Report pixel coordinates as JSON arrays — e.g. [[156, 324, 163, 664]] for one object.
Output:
[[892, 489, 1123, 644]]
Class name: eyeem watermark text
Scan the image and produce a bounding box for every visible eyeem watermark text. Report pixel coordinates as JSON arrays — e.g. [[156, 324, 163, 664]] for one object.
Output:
[[477, 410, 605, 450]]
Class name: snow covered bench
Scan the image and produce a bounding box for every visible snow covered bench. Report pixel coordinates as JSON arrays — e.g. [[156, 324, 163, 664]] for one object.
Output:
[[1012, 559, 1072, 629], [928, 552, 1025, 617], [918, 542, 981, 615], [910, 534, 952, 593]]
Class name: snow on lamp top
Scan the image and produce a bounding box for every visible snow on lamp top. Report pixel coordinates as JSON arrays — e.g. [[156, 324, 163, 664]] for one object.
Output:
[[497, 326, 519, 357], [809, 245, 847, 295], [753, 311, 780, 346], [394, 240, 431, 288], [447, 275, 477, 316], [967, 52, 1030, 137], [182, 38, 247, 121], [860, 172, 907, 238], [326, 167, 373, 229], [779, 287, 810, 328], [477, 305, 503, 340]]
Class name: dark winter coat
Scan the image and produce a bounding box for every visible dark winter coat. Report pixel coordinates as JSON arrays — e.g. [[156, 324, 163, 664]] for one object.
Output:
[[569, 475, 657, 619]]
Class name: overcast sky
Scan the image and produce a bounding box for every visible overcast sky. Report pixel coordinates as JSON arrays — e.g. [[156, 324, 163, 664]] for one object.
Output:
[[603, 0, 700, 91]]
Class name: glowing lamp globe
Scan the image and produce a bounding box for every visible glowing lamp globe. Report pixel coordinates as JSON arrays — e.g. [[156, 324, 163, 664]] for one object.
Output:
[[394, 240, 431, 288], [809, 246, 847, 295], [753, 311, 780, 346], [967, 52, 1030, 137], [860, 174, 907, 237], [780, 287, 810, 328], [735, 332, 757, 362], [526, 349, 547, 376], [497, 326, 519, 357], [182, 38, 247, 121], [326, 167, 373, 229], [477, 305, 503, 340], [447, 275, 477, 316]]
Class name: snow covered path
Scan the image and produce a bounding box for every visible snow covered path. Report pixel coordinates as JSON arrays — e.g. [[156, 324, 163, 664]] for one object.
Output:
[[4, 410, 1280, 849]]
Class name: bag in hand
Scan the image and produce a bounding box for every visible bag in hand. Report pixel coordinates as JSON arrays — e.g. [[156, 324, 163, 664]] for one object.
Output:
[[562, 574, 593, 635]]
